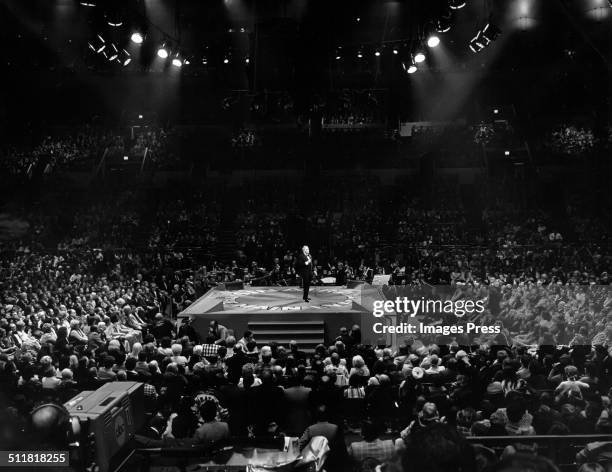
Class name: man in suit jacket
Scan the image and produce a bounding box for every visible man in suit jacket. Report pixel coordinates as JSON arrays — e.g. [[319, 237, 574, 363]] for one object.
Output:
[[295, 245, 315, 302]]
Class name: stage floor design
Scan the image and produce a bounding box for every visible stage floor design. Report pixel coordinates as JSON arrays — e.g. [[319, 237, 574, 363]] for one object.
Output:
[[180, 286, 387, 346], [181, 286, 369, 316]]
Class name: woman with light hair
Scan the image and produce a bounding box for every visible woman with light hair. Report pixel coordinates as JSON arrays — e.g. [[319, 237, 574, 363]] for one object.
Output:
[[170, 344, 188, 366], [349, 355, 370, 378], [129, 342, 143, 359], [68, 355, 79, 371]]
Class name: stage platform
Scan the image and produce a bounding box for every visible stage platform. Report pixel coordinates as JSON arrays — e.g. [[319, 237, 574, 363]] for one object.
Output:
[[179, 285, 389, 349]]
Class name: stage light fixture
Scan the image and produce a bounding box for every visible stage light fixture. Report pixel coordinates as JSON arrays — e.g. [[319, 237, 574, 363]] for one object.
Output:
[[449, 0, 466, 9], [469, 31, 486, 53], [105, 10, 123, 27], [427, 35, 440, 48], [202, 57, 208, 65], [357, 49, 363, 58], [171, 54, 183, 67], [88, 34, 106, 54], [157, 43, 169, 59], [123, 155, 129, 161], [436, 10, 453, 33], [374, 49, 381, 57], [245, 57, 250, 64], [130, 32, 144, 44], [119, 48, 131, 66], [392, 48, 399, 55], [481, 22, 501, 43], [79, 1, 96, 6], [493, 108, 499, 114], [107, 44, 119, 61], [402, 59, 417, 74], [223, 57, 229, 64], [414, 51, 426, 63], [138, 114, 143, 119]]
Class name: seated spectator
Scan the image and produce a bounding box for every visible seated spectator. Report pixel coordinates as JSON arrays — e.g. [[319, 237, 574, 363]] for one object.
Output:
[[348, 419, 395, 464]]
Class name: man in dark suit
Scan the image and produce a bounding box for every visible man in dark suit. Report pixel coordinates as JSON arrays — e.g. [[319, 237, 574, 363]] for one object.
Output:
[[295, 245, 315, 302]]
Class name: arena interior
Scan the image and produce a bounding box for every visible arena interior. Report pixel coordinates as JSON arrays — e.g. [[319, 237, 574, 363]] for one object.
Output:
[[0, 1, 611, 471]]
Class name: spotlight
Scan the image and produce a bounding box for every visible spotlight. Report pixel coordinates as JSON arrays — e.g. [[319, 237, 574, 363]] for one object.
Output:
[[374, 49, 381, 57], [493, 108, 499, 114], [79, 1, 96, 6], [402, 60, 417, 74], [130, 32, 144, 44], [414, 51, 426, 63], [335, 47, 342, 60], [157, 44, 169, 59], [392, 48, 399, 55], [449, 0, 466, 9], [172, 54, 183, 67], [119, 49, 131, 66], [138, 114, 143, 119], [223, 57, 229, 64], [107, 44, 119, 61], [481, 22, 501, 43], [245, 57, 250, 64], [123, 155, 129, 161], [427, 35, 440, 48], [504, 150, 510, 156], [88, 34, 106, 54], [202, 57, 208, 65], [357, 50, 363, 58]]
